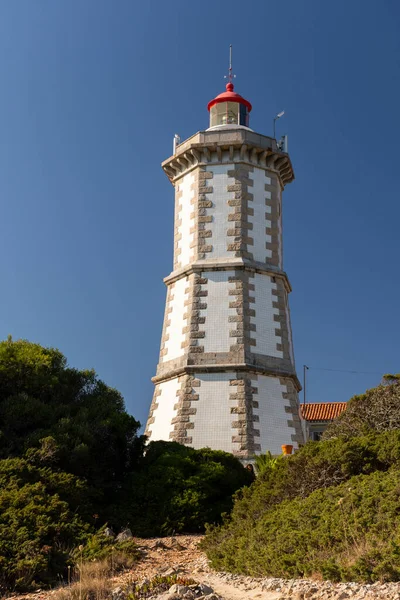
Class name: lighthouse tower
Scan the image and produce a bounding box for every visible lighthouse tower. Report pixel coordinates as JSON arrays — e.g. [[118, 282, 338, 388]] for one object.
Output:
[[146, 74, 305, 459]]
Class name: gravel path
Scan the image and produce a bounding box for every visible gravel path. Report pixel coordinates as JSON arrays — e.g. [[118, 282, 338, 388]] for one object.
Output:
[[6, 535, 400, 600]]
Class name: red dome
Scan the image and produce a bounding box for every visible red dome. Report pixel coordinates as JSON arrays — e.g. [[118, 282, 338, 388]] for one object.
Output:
[[207, 82, 252, 112]]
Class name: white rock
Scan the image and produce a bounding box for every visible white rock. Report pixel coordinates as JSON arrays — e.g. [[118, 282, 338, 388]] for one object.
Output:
[[168, 584, 189, 595], [115, 528, 133, 542]]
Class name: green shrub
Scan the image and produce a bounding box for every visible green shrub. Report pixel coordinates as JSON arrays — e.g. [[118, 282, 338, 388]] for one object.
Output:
[[74, 529, 141, 563], [253, 451, 283, 475], [0, 337, 145, 516], [224, 430, 400, 525], [0, 456, 90, 593], [111, 441, 254, 536], [0, 337, 148, 592], [202, 429, 400, 582], [202, 466, 400, 582]]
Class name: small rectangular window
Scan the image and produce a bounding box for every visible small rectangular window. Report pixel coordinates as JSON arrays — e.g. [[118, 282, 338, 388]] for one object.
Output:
[[239, 104, 248, 126]]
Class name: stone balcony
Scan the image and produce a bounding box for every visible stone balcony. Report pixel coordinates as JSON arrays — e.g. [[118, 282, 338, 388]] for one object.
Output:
[[162, 128, 294, 187]]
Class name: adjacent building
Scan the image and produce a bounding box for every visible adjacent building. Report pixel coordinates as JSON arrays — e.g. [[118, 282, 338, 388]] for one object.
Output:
[[301, 402, 347, 440]]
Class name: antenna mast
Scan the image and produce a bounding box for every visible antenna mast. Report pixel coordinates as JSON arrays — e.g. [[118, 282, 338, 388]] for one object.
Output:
[[224, 44, 236, 84]]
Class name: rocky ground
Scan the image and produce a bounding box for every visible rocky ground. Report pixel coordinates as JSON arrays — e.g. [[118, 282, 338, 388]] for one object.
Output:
[[6, 535, 400, 600]]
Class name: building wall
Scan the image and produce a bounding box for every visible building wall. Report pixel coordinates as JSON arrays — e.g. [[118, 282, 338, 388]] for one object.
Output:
[[174, 171, 196, 270], [147, 377, 180, 442], [199, 271, 237, 353], [205, 165, 235, 258], [250, 273, 283, 358], [161, 277, 188, 363], [159, 268, 288, 362], [188, 372, 297, 455], [248, 168, 273, 262], [190, 373, 238, 452], [171, 162, 283, 266], [167, 161, 284, 271], [253, 375, 296, 454], [148, 137, 304, 457], [148, 371, 300, 455]]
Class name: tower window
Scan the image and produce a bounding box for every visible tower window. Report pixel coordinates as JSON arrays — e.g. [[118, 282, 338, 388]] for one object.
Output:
[[210, 102, 239, 127], [210, 102, 248, 128], [239, 103, 249, 126]]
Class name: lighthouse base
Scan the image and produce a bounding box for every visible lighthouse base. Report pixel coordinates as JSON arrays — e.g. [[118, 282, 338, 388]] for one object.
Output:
[[146, 369, 304, 459]]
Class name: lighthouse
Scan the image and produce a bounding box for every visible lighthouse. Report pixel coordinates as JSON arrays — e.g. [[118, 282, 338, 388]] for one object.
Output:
[[146, 69, 305, 459]]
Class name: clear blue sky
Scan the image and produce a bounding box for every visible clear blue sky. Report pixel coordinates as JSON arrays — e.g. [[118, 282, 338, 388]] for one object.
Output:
[[1, 0, 399, 428]]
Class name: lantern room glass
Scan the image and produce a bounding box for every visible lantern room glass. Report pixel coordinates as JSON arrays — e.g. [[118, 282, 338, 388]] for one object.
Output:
[[210, 102, 249, 128]]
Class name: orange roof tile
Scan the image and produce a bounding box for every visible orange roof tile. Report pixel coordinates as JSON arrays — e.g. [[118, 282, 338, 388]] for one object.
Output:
[[300, 402, 347, 422]]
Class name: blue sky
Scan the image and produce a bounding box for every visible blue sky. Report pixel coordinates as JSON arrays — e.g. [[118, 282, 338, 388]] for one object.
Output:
[[1, 0, 399, 428]]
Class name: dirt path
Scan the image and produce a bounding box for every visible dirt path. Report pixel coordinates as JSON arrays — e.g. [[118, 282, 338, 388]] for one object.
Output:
[[124, 536, 280, 599], [201, 573, 280, 600], [127, 536, 400, 600], [6, 535, 400, 600]]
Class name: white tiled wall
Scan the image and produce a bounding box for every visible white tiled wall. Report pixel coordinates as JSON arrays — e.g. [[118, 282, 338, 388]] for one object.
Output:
[[163, 278, 188, 361], [200, 271, 236, 353], [176, 172, 195, 268], [190, 372, 237, 452], [149, 373, 298, 454], [148, 378, 179, 441], [252, 375, 296, 454], [250, 273, 283, 358], [248, 167, 274, 263], [206, 165, 235, 258]]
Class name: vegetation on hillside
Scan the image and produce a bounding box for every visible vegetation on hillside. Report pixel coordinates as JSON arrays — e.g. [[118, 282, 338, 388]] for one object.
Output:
[[0, 338, 252, 593], [0, 454, 90, 591], [323, 374, 400, 440], [202, 378, 400, 583], [111, 440, 254, 536], [0, 337, 144, 507], [3, 337, 400, 589]]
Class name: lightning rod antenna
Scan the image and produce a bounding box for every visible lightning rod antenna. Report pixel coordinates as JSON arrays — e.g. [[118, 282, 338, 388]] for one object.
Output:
[[224, 44, 236, 84]]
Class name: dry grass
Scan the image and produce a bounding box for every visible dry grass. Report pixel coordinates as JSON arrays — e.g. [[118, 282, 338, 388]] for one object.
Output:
[[53, 560, 197, 600], [54, 552, 137, 600], [55, 560, 110, 600], [339, 536, 387, 569]]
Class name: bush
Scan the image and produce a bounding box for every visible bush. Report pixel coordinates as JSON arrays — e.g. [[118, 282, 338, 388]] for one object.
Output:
[[74, 528, 141, 564], [0, 338, 147, 592], [0, 337, 145, 514], [202, 466, 400, 582], [111, 441, 254, 536], [201, 429, 400, 582], [323, 378, 400, 440], [219, 430, 400, 523], [0, 456, 90, 593]]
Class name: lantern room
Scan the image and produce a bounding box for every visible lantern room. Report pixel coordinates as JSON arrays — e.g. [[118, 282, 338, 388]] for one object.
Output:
[[207, 82, 252, 129]]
